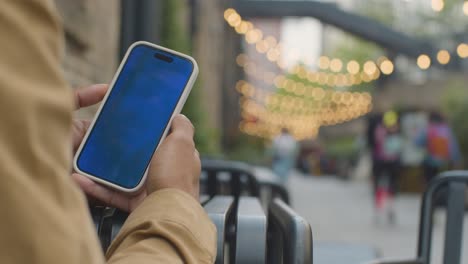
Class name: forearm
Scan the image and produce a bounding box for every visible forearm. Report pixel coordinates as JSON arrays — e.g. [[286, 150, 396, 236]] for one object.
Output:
[[106, 189, 216, 264]]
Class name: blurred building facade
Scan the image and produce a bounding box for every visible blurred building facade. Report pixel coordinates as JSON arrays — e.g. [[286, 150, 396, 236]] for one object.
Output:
[[54, 0, 241, 151], [54, 0, 121, 118]]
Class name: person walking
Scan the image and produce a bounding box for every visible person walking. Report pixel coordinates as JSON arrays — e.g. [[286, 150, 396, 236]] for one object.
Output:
[[417, 111, 461, 185], [372, 111, 403, 224], [271, 128, 299, 185]]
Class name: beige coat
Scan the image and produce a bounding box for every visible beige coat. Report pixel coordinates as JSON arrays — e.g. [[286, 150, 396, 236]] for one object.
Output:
[[0, 1, 216, 263]]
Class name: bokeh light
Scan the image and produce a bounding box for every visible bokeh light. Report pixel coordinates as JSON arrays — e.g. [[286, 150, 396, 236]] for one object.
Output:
[[457, 43, 468, 58], [436, 50, 450, 65], [379, 60, 394, 75], [347, 60, 360, 74], [417, 54, 431, 70], [330, 58, 343, 73]]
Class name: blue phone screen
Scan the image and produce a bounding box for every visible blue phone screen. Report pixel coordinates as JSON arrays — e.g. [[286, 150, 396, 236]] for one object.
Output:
[[77, 44, 194, 189]]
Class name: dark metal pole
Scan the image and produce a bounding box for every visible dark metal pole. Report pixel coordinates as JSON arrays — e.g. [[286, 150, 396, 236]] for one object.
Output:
[[120, 0, 163, 58]]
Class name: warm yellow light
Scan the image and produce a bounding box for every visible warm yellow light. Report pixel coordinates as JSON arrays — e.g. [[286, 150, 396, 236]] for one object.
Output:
[[312, 88, 326, 100], [363, 61, 377, 75], [464, 2, 468, 15], [336, 74, 345, 87], [296, 83, 306, 95], [264, 36, 278, 48], [297, 66, 307, 79], [372, 69, 381, 80], [361, 72, 372, 83], [330, 59, 343, 72], [267, 48, 280, 62], [285, 81, 295, 92], [244, 22, 254, 31], [332, 92, 342, 103], [226, 12, 241, 27], [431, 0, 444, 12], [277, 59, 287, 69], [437, 50, 450, 65], [235, 21, 250, 34], [274, 75, 286, 88], [235, 80, 245, 92], [377, 56, 388, 65], [224, 8, 236, 21], [380, 60, 394, 75], [245, 29, 263, 44], [457, 43, 468, 58], [244, 62, 256, 75], [307, 72, 318, 82], [256, 40, 269, 53], [347, 60, 360, 74], [417, 54, 431, 70], [327, 75, 336, 86], [318, 56, 330, 70], [236, 54, 247, 67], [318, 72, 328, 85]]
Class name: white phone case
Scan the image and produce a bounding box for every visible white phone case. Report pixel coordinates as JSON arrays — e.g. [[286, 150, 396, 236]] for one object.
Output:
[[73, 41, 199, 193]]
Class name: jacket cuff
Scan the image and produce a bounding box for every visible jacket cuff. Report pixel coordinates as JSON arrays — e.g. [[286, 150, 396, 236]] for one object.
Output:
[[107, 188, 216, 263]]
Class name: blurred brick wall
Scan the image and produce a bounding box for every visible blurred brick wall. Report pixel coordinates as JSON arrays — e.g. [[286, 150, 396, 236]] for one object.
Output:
[[54, 0, 121, 118]]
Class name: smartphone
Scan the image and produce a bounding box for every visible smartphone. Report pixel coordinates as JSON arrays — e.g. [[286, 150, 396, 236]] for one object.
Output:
[[74, 41, 198, 192]]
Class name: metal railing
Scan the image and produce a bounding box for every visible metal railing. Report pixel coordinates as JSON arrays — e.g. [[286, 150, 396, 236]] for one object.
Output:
[[370, 171, 468, 264], [90, 159, 313, 263]]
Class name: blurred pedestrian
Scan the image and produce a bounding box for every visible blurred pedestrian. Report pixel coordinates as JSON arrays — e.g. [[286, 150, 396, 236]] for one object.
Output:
[[416, 111, 461, 185], [271, 128, 299, 185], [372, 111, 403, 224]]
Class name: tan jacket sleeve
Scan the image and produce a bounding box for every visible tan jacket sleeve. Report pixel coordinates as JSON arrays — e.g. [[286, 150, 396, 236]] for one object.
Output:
[[106, 189, 217, 264], [0, 0, 216, 263], [0, 0, 105, 263]]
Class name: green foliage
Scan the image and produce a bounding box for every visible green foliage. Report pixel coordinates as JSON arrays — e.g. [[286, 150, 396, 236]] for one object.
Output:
[[160, 0, 220, 155], [356, 0, 395, 25], [226, 134, 269, 165], [324, 136, 358, 160], [441, 79, 468, 165]]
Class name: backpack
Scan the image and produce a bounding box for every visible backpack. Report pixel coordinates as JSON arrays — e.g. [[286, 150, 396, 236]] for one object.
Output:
[[382, 133, 402, 159], [427, 125, 450, 161], [375, 125, 402, 161]]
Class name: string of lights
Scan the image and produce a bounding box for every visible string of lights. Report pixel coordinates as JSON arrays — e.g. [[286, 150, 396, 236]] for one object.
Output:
[[225, 8, 468, 72], [224, 4, 468, 140], [237, 80, 372, 139], [237, 54, 381, 89]]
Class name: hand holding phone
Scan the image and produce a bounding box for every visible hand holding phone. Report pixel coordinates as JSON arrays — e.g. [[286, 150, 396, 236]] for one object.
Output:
[[73, 113, 201, 212], [74, 42, 198, 192]]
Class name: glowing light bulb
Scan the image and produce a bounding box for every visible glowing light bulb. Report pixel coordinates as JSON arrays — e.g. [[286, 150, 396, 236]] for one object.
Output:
[[380, 60, 394, 75], [436, 50, 450, 65], [330, 59, 343, 73], [417, 54, 431, 70], [457, 43, 468, 58], [318, 56, 330, 70], [346, 60, 360, 74]]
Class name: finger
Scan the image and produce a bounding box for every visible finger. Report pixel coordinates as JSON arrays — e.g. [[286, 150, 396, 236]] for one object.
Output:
[[72, 120, 92, 153], [72, 173, 131, 212], [74, 84, 108, 109], [170, 114, 195, 139]]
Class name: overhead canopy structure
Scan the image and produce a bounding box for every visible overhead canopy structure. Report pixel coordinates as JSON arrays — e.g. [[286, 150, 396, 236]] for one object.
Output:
[[232, 0, 435, 58]]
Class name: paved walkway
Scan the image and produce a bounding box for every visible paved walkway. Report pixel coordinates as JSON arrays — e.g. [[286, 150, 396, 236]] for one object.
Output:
[[288, 172, 468, 263]]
